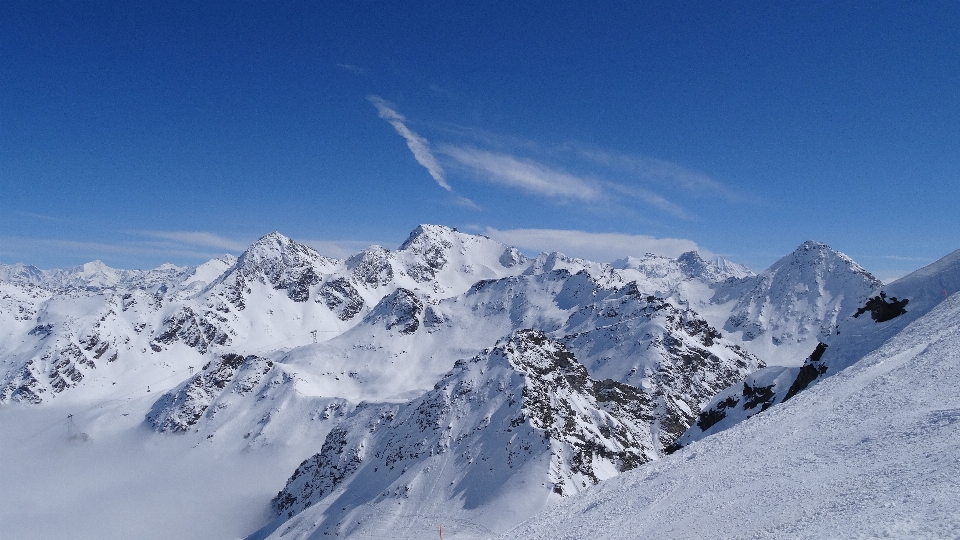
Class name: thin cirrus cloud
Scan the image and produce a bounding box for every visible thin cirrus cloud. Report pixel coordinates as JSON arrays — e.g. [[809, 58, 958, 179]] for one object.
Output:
[[438, 145, 603, 201], [336, 63, 366, 75], [439, 145, 689, 218], [368, 95, 452, 192], [136, 231, 249, 252], [367, 103, 713, 217], [566, 144, 739, 201], [436, 125, 737, 203], [484, 227, 706, 262]]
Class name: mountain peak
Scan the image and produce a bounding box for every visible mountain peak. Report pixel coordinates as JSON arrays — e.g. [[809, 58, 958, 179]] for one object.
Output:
[[779, 240, 877, 282], [799, 239, 828, 250], [398, 224, 459, 251], [248, 231, 293, 249]]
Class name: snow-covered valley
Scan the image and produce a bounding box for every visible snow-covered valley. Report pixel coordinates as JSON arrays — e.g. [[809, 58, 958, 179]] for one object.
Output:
[[2, 225, 956, 539]]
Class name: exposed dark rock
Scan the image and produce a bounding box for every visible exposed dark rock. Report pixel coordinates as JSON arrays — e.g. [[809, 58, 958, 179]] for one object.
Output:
[[695, 395, 739, 432], [152, 307, 232, 354], [854, 292, 909, 323], [28, 323, 53, 338], [783, 342, 829, 402], [742, 381, 776, 411], [318, 278, 365, 320], [364, 288, 423, 334], [0, 361, 44, 404], [347, 247, 394, 288], [147, 353, 274, 433]]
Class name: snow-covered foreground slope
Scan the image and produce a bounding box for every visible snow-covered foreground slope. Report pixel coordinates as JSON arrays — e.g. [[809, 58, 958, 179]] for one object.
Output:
[[503, 290, 960, 540]]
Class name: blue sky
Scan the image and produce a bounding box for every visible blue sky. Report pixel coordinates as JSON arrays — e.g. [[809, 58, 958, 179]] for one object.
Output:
[[2, 1, 957, 281]]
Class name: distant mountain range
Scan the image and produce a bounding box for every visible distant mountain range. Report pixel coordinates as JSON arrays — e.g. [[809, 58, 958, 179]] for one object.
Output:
[[4, 224, 955, 539]]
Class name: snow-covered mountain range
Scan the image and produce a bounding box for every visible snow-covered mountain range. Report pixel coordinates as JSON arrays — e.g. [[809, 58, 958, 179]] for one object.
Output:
[[2, 224, 953, 540]]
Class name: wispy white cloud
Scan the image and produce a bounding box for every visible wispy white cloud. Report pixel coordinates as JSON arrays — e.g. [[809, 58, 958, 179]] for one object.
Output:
[[453, 195, 481, 210], [566, 144, 738, 200], [438, 145, 689, 218], [368, 95, 452, 191], [439, 146, 602, 201], [434, 125, 743, 204], [601, 181, 691, 219], [137, 231, 248, 251], [485, 227, 705, 262]]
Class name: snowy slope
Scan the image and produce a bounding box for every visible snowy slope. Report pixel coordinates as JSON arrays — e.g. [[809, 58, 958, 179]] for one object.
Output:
[[502, 289, 960, 540]]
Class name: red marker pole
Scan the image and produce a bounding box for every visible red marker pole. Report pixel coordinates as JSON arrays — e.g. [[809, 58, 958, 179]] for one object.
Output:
[[439, 523, 443, 539]]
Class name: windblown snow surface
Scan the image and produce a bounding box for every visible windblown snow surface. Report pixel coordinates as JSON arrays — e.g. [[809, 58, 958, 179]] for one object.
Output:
[[502, 290, 960, 540]]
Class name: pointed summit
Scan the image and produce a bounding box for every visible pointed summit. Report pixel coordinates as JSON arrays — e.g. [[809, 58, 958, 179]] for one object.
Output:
[[398, 224, 459, 252], [239, 232, 332, 271], [717, 240, 882, 358], [394, 224, 532, 287], [233, 232, 339, 302]]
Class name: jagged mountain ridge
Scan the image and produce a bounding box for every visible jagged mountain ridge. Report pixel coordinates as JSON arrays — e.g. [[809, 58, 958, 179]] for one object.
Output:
[[0, 225, 898, 540], [0, 226, 531, 404]]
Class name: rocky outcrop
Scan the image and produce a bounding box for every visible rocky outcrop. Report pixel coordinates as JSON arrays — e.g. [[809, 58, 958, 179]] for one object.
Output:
[[146, 353, 274, 433], [362, 288, 423, 334], [151, 307, 232, 354], [347, 246, 395, 288], [317, 277, 365, 321]]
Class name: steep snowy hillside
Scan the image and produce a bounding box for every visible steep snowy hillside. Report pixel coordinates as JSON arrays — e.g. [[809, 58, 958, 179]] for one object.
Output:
[[503, 289, 960, 540], [674, 247, 960, 449]]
